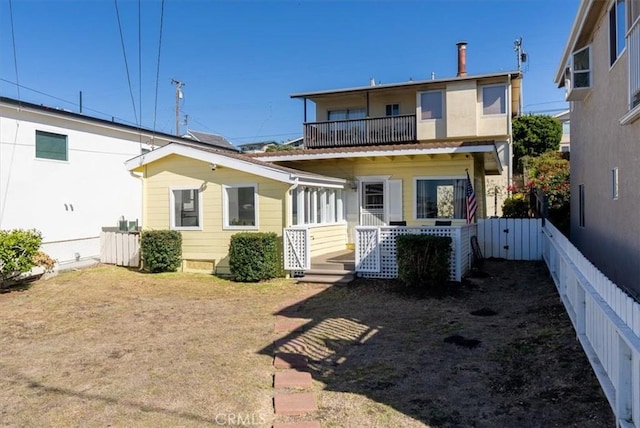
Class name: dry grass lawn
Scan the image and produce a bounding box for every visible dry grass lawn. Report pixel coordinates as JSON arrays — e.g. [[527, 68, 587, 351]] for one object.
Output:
[[0, 261, 614, 427]]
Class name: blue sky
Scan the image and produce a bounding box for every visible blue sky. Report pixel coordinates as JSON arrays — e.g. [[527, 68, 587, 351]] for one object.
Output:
[[0, 0, 579, 146]]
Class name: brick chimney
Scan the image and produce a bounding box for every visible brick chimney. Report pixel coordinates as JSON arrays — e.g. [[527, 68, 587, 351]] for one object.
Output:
[[456, 41, 467, 77]]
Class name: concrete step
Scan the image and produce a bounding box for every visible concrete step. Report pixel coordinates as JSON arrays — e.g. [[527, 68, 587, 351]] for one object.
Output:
[[274, 370, 313, 389], [310, 261, 355, 271], [304, 268, 354, 276], [274, 392, 317, 416], [296, 273, 354, 285]]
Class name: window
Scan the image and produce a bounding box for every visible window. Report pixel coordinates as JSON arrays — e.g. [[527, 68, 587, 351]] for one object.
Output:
[[420, 91, 443, 120], [385, 103, 400, 116], [328, 108, 366, 121], [572, 46, 592, 89], [609, 0, 626, 66], [224, 184, 257, 229], [612, 168, 619, 200], [36, 130, 67, 161], [578, 184, 585, 228], [291, 187, 344, 226], [482, 85, 506, 115], [562, 121, 570, 135], [415, 178, 467, 220], [170, 187, 202, 230]]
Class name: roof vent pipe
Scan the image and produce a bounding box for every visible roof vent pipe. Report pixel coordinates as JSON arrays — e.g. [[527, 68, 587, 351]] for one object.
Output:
[[370, 77, 376, 86], [456, 41, 468, 77], [431, 72, 436, 80]]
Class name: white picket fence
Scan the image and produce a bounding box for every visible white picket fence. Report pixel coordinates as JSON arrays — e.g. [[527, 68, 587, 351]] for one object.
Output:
[[542, 221, 640, 427], [100, 230, 140, 267]]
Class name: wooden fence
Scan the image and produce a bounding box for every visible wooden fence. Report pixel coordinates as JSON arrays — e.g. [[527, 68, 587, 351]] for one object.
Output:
[[100, 229, 140, 267], [476, 218, 543, 260], [542, 221, 640, 427]]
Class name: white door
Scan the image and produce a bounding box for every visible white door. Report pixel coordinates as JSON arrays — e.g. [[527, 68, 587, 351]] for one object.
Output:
[[360, 180, 385, 226]]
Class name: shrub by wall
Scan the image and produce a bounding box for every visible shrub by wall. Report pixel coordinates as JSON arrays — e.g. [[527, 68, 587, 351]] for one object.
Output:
[[140, 230, 182, 272], [229, 232, 280, 282], [396, 234, 452, 293], [0, 229, 51, 283], [502, 193, 530, 218]]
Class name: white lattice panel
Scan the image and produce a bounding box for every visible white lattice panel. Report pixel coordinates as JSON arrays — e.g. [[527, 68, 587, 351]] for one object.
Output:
[[355, 227, 380, 272], [355, 226, 476, 281], [284, 227, 310, 270]]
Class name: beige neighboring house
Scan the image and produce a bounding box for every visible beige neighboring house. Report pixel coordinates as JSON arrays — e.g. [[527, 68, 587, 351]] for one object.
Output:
[[554, 0, 640, 300], [553, 109, 570, 152]]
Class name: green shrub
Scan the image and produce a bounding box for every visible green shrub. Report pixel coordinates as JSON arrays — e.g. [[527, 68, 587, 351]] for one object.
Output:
[[229, 232, 280, 282], [396, 234, 452, 293], [140, 230, 182, 272], [0, 229, 52, 282], [502, 193, 530, 218]]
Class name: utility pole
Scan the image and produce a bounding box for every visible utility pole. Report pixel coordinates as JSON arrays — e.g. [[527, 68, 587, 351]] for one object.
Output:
[[514, 37, 527, 72], [171, 79, 185, 136]]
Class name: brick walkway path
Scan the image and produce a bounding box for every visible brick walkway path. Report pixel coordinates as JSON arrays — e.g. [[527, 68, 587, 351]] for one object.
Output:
[[271, 287, 326, 428]]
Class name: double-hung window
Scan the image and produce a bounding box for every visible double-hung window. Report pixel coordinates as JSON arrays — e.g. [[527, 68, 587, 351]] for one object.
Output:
[[419, 91, 443, 120], [481, 85, 506, 115], [327, 108, 366, 121], [170, 187, 203, 230], [385, 103, 400, 116], [223, 184, 258, 229], [609, 0, 626, 66], [414, 177, 467, 220], [35, 130, 68, 161]]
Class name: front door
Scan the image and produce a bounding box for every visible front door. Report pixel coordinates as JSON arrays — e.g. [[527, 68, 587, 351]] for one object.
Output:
[[360, 181, 385, 226]]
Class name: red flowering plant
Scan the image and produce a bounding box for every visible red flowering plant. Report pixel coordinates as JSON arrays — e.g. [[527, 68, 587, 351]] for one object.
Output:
[[527, 152, 570, 210]]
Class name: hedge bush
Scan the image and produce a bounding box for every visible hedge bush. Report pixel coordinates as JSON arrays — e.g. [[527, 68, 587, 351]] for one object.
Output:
[[140, 230, 182, 272], [229, 232, 280, 282], [0, 229, 51, 282], [502, 193, 530, 218], [396, 234, 452, 293]]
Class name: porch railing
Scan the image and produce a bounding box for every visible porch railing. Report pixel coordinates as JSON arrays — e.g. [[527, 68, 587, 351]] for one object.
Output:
[[303, 115, 416, 148]]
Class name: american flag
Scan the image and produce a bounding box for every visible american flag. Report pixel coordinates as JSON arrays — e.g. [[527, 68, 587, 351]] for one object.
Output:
[[466, 171, 477, 224]]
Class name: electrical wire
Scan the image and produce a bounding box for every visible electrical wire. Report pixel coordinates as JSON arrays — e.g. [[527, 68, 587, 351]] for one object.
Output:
[[8, 0, 20, 102], [138, 0, 142, 149], [114, 0, 139, 126], [152, 0, 166, 148]]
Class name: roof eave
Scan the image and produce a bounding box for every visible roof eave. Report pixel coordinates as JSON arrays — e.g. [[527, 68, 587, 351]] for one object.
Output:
[[554, 0, 594, 85]]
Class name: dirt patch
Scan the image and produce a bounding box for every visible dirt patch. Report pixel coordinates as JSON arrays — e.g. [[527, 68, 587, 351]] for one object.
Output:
[[274, 260, 614, 427], [0, 261, 614, 427]]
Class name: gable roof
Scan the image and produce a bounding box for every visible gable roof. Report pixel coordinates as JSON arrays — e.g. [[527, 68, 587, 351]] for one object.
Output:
[[250, 141, 503, 175], [186, 130, 238, 152], [126, 143, 346, 188]]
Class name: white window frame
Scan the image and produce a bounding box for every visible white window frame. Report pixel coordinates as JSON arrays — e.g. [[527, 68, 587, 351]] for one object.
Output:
[[290, 186, 345, 227], [169, 186, 204, 231], [413, 176, 467, 221], [222, 183, 259, 230], [609, 0, 627, 68], [385, 103, 400, 117], [566, 45, 592, 102], [35, 130, 69, 162], [481, 84, 507, 116], [418, 90, 443, 121]]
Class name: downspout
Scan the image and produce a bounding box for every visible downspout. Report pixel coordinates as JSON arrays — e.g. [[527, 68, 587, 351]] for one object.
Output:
[[129, 169, 144, 228], [286, 177, 300, 227]]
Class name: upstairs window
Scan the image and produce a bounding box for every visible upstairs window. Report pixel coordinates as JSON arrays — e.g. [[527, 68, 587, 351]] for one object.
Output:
[[35, 130, 68, 161], [482, 85, 506, 115], [609, 0, 626, 66], [385, 103, 400, 116], [327, 108, 365, 121], [572, 46, 592, 88], [419, 91, 443, 120]]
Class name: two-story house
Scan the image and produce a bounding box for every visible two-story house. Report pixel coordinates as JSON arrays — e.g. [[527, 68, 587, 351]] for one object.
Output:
[[127, 43, 522, 277], [0, 96, 237, 269], [554, 0, 640, 300]]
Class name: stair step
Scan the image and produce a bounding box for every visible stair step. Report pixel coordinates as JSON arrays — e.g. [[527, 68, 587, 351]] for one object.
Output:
[[296, 274, 354, 285], [304, 268, 354, 276], [311, 262, 355, 270]]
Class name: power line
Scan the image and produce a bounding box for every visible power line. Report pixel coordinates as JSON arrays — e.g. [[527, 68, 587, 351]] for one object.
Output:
[[114, 0, 139, 126], [137, 0, 142, 149], [8, 0, 20, 102], [152, 0, 166, 147]]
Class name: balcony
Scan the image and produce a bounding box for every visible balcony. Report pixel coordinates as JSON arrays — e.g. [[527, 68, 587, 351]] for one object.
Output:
[[303, 115, 416, 149]]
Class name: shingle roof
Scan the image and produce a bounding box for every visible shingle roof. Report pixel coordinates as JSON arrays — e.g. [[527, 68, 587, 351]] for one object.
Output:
[[187, 130, 238, 152]]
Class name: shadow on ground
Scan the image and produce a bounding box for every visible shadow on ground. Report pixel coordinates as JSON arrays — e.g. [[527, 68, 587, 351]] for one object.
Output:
[[261, 259, 614, 427]]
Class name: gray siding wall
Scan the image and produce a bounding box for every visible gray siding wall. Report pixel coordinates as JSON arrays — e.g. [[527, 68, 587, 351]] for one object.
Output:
[[570, 8, 640, 298]]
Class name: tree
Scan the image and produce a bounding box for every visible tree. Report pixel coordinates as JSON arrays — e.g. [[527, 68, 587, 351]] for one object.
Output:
[[527, 152, 570, 234], [512, 115, 562, 173]]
